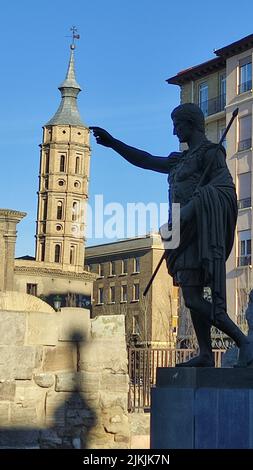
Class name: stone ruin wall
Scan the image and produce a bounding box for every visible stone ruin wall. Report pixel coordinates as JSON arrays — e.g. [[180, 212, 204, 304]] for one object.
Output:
[[0, 298, 130, 449]]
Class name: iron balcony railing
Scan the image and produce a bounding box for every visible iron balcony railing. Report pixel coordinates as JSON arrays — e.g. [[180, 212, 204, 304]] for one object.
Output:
[[238, 197, 252, 209], [237, 255, 251, 267], [238, 80, 252, 94], [238, 138, 252, 152], [199, 94, 226, 117]]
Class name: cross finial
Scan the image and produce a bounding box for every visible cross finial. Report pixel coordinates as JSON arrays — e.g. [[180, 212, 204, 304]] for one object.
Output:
[[70, 26, 80, 50]]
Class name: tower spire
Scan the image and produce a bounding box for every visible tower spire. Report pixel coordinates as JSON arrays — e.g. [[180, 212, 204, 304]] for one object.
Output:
[[46, 27, 84, 126]]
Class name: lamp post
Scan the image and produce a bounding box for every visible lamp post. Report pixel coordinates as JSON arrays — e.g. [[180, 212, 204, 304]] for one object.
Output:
[[53, 295, 62, 312]]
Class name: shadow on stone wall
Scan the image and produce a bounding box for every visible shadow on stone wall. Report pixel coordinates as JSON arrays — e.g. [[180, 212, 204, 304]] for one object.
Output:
[[0, 330, 97, 449]]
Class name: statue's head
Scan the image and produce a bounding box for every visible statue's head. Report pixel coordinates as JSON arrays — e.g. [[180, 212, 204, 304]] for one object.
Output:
[[171, 103, 205, 143]]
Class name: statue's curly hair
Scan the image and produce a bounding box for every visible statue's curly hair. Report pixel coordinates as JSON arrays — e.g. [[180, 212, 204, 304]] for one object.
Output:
[[171, 103, 205, 132]]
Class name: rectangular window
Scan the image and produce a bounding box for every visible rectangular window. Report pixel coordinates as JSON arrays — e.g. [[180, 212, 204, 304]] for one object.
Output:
[[42, 198, 48, 220], [40, 242, 45, 262], [45, 152, 49, 173], [98, 287, 104, 304], [110, 261, 116, 276], [54, 244, 61, 263], [110, 286, 115, 303], [121, 285, 127, 302], [122, 259, 128, 274], [26, 283, 38, 296], [132, 315, 140, 335], [98, 264, 104, 277], [133, 283, 140, 301], [238, 230, 251, 266], [75, 153, 82, 174], [239, 57, 252, 94], [134, 257, 140, 273], [56, 201, 63, 220], [238, 172, 251, 209], [59, 154, 66, 172], [70, 245, 75, 265], [238, 115, 252, 151], [198, 82, 208, 117]]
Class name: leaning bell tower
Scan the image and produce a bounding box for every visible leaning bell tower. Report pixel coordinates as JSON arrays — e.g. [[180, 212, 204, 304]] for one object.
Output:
[[35, 37, 90, 273]]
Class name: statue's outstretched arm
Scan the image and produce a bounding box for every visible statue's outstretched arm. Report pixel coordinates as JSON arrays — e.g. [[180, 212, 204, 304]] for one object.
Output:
[[90, 126, 179, 174]]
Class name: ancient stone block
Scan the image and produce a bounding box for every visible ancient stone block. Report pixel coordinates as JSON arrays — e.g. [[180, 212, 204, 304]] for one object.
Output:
[[43, 344, 77, 372], [27, 312, 59, 346], [0, 346, 37, 380], [79, 339, 128, 374], [55, 371, 100, 393], [0, 311, 26, 346], [100, 372, 129, 393], [0, 380, 15, 401], [45, 391, 66, 427], [33, 372, 55, 388], [10, 404, 38, 426], [99, 391, 128, 411], [55, 372, 78, 392]]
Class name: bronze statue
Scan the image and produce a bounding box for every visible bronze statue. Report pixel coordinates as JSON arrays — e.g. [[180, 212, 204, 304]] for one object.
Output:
[[90, 103, 253, 367]]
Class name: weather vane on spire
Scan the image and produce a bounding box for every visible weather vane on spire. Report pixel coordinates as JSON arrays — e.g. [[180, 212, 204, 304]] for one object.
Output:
[[69, 26, 80, 50]]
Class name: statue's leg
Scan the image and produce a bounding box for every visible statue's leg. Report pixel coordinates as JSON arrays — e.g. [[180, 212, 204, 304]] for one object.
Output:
[[176, 286, 214, 367], [213, 293, 253, 367]]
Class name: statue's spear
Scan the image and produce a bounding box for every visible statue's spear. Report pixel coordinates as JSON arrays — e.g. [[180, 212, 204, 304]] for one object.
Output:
[[143, 107, 239, 297]]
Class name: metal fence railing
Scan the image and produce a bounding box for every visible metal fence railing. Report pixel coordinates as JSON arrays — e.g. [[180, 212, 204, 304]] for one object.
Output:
[[128, 347, 225, 412]]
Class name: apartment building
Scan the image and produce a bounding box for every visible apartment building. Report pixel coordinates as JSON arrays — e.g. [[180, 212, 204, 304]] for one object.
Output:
[[85, 233, 179, 347], [167, 33, 253, 326]]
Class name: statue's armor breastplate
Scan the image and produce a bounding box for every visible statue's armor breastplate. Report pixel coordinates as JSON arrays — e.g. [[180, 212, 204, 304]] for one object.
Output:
[[168, 146, 204, 214]]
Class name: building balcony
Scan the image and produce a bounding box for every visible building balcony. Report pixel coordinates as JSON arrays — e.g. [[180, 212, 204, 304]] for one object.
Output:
[[238, 197, 252, 209], [237, 255, 251, 267], [199, 94, 226, 117], [238, 80, 252, 94]]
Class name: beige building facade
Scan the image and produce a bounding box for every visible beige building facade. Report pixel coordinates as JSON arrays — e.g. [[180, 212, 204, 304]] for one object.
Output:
[[167, 33, 253, 326], [85, 234, 179, 347]]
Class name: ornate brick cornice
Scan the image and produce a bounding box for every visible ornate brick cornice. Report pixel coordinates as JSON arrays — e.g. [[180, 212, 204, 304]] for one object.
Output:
[[0, 209, 27, 220]]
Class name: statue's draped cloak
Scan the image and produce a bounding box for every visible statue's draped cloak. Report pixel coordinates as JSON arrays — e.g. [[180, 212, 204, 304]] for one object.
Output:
[[166, 142, 238, 319]]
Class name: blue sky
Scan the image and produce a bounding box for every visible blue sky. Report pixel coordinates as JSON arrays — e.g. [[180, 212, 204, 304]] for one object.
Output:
[[1, 0, 253, 256]]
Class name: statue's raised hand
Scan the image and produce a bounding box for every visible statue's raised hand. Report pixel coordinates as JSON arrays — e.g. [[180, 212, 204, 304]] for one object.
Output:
[[89, 127, 114, 147]]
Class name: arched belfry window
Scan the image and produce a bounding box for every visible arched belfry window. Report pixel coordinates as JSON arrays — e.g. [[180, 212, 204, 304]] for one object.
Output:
[[45, 153, 49, 173], [40, 242, 45, 262], [72, 201, 79, 221], [57, 201, 63, 220], [54, 244, 61, 263], [60, 155, 65, 172], [70, 245, 75, 265], [42, 198, 48, 220]]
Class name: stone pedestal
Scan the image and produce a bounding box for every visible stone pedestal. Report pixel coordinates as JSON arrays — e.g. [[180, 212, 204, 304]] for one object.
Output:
[[151, 367, 253, 449]]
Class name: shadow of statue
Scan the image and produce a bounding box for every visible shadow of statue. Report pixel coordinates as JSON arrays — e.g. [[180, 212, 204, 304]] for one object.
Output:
[[39, 329, 97, 449]]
